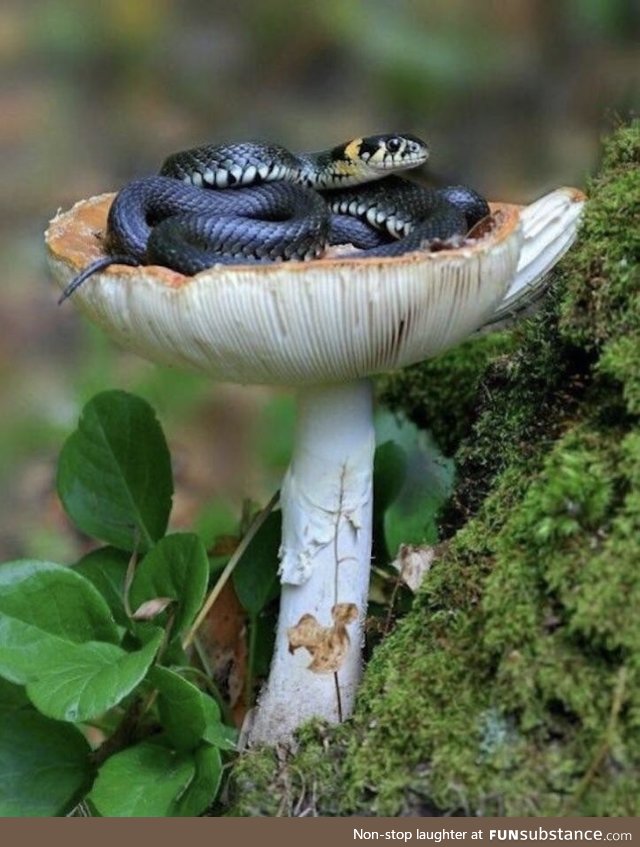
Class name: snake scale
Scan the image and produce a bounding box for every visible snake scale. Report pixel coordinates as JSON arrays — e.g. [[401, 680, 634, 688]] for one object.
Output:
[[59, 133, 490, 302]]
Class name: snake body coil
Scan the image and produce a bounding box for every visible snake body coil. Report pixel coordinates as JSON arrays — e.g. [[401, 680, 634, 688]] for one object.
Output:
[[60, 133, 490, 301]]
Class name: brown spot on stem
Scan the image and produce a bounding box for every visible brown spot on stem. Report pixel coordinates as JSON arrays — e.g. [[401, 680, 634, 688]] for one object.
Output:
[[287, 603, 358, 674]]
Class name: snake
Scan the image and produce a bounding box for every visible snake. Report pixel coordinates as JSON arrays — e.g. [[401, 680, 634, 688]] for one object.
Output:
[[59, 133, 490, 302]]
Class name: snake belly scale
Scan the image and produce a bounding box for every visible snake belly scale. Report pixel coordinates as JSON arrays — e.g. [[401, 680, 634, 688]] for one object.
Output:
[[60, 133, 490, 302]]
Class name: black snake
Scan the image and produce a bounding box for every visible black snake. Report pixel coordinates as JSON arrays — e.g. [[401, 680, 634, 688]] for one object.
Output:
[[59, 133, 490, 302]]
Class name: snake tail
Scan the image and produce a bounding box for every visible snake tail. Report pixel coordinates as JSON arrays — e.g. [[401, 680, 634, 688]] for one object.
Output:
[[58, 255, 138, 304]]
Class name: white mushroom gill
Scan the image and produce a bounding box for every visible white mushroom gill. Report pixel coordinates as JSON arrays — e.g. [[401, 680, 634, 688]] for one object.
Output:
[[45, 187, 585, 747]]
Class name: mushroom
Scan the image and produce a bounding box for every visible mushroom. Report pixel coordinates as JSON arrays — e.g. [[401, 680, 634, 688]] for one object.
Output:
[[45, 186, 585, 746]]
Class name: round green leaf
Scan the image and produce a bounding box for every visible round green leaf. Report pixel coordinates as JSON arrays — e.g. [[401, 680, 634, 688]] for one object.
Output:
[[0, 615, 75, 685], [0, 709, 91, 816], [152, 667, 206, 751], [375, 411, 455, 556], [384, 474, 447, 553], [0, 560, 119, 644], [89, 740, 195, 817], [232, 511, 281, 616], [173, 745, 222, 816], [129, 534, 209, 635], [57, 391, 173, 552], [73, 547, 131, 627], [0, 613, 162, 721], [26, 630, 163, 722]]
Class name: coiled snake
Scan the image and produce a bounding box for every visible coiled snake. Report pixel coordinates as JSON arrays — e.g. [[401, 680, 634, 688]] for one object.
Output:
[[59, 133, 490, 302]]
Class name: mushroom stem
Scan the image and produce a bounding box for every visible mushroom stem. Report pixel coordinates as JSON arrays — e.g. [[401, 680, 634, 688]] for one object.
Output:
[[248, 378, 375, 746]]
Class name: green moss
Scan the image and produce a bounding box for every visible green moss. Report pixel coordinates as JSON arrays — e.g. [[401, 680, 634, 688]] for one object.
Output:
[[227, 120, 640, 817], [224, 747, 281, 816], [379, 332, 515, 457], [227, 721, 355, 816], [559, 121, 640, 350], [447, 294, 591, 525]]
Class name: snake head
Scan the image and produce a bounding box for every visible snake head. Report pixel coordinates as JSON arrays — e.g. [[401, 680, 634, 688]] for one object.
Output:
[[343, 134, 429, 173]]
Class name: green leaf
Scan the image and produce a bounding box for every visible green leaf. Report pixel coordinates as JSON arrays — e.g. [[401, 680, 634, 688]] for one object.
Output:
[[232, 511, 281, 616], [89, 740, 195, 817], [27, 631, 163, 722], [0, 560, 119, 644], [152, 667, 235, 754], [375, 411, 455, 556], [57, 391, 173, 552], [74, 547, 130, 627], [159, 637, 189, 668], [384, 474, 444, 553], [0, 614, 162, 721], [374, 441, 408, 514], [173, 744, 222, 816], [0, 677, 30, 711], [251, 610, 277, 678], [152, 667, 206, 751], [373, 442, 409, 566], [202, 693, 237, 752], [0, 708, 92, 816], [129, 533, 209, 635], [0, 615, 73, 685]]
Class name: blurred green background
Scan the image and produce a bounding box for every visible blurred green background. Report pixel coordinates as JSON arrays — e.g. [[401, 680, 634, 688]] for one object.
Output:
[[1, 0, 638, 560]]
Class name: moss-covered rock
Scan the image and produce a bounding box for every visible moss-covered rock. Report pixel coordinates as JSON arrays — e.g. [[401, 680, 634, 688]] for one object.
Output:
[[379, 332, 515, 457], [228, 120, 640, 817]]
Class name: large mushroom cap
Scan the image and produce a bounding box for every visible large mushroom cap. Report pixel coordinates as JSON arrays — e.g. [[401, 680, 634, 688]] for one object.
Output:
[[46, 193, 523, 385]]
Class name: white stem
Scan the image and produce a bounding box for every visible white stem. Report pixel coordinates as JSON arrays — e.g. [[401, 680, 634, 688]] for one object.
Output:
[[248, 379, 375, 746]]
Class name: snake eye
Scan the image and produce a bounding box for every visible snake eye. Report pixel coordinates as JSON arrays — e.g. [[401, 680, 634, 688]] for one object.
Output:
[[386, 137, 402, 154]]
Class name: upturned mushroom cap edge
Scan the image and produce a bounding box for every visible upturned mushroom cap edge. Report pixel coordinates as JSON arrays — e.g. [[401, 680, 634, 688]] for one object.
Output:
[[46, 193, 524, 386]]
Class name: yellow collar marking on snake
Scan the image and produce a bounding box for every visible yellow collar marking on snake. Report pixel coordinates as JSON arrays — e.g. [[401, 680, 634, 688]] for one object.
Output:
[[343, 138, 364, 162]]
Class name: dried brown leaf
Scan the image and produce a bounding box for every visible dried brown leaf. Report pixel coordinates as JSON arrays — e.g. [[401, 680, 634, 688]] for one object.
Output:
[[131, 596, 174, 620], [391, 544, 435, 593], [197, 581, 248, 726]]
